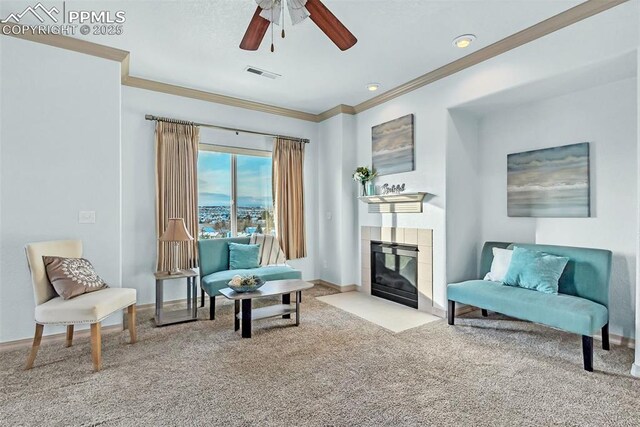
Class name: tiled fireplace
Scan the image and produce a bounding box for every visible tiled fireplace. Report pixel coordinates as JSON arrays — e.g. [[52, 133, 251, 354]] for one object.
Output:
[[361, 227, 434, 312]]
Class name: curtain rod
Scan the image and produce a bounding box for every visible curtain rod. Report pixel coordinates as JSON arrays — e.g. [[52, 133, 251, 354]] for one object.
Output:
[[144, 114, 310, 144]]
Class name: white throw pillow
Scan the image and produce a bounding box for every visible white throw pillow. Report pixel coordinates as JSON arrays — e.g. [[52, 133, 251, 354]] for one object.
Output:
[[483, 248, 513, 283]]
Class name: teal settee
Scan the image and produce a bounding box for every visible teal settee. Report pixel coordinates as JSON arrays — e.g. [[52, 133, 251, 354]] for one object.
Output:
[[198, 237, 302, 319], [447, 242, 612, 372]]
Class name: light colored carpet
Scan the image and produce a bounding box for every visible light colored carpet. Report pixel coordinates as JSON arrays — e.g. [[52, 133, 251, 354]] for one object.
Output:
[[1, 285, 638, 426], [316, 291, 439, 332]]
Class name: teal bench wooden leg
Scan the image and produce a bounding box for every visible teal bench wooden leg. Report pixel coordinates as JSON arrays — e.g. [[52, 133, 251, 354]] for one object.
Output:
[[582, 336, 593, 372], [448, 300, 455, 325], [601, 324, 610, 350]]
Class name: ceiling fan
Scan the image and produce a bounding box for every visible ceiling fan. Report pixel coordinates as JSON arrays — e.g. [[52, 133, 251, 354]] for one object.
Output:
[[240, 0, 357, 52]]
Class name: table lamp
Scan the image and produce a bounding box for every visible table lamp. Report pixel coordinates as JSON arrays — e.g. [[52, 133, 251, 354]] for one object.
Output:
[[159, 218, 194, 275]]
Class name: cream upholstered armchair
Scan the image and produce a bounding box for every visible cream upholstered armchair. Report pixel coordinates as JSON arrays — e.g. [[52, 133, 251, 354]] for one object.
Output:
[[24, 240, 137, 371]]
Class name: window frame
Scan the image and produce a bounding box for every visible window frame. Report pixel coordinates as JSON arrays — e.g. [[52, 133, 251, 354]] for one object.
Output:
[[198, 143, 272, 238]]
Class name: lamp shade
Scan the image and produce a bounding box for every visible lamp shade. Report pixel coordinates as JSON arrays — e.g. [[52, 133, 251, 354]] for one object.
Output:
[[159, 218, 194, 242]]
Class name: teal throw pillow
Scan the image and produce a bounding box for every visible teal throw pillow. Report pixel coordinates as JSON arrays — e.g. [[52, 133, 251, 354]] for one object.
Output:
[[503, 247, 569, 294], [228, 243, 260, 270]]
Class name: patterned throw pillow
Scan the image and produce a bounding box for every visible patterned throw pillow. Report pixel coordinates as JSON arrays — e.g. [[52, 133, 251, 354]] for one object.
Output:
[[43, 256, 109, 300], [249, 234, 287, 266]]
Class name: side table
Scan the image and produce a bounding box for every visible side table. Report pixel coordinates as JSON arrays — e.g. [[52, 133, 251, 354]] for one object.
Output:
[[154, 269, 198, 326]]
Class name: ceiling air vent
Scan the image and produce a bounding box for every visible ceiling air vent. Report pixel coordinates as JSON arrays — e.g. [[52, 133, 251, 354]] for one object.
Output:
[[245, 66, 281, 80]]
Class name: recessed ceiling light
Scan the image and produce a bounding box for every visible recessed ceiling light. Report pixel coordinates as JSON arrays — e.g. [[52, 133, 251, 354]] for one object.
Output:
[[367, 83, 380, 92], [453, 34, 476, 49]]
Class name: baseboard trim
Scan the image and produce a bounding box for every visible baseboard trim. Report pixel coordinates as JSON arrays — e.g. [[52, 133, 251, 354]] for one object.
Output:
[[311, 279, 358, 293], [0, 298, 193, 350], [593, 332, 636, 349], [631, 363, 640, 377], [0, 323, 124, 352]]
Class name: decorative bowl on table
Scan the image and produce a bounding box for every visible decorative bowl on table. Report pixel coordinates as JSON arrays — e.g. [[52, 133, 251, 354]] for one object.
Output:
[[228, 275, 265, 293]]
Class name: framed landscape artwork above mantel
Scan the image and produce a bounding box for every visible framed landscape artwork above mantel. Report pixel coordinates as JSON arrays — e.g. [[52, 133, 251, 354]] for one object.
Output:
[[372, 114, 415, 176], [507, 142, 590, 218]]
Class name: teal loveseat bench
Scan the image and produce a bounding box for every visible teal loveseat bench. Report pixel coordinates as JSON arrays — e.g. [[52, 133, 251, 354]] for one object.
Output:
[[447, 242, 612, 372], [198, 237, 302, 319]]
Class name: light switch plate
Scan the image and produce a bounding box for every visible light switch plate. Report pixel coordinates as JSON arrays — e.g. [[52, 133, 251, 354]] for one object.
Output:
[[79, 211, 96, 224]]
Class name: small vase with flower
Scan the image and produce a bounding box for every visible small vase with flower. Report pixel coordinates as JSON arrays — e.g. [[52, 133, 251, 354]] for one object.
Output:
[[352, 166, 377, 196]]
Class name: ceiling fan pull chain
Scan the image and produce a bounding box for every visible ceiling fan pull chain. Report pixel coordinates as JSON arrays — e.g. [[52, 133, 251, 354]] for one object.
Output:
[[270, 2, 275, 52], [281, 1, 286, 39]]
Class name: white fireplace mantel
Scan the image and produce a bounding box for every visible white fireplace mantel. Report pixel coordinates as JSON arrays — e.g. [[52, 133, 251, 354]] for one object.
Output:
[[358, 192, 429, 213]]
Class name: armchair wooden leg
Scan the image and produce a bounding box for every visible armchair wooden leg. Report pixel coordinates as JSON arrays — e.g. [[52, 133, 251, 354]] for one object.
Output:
[[209, 296, 215, 320], [90, 323, 102, 372], [127, 304, 137, 344], [65, 325, 74, 347], [25, 323, 44, 370]]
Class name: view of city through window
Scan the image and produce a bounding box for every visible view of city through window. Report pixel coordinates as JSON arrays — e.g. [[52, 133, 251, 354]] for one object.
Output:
[[198, 149, 275, 239]]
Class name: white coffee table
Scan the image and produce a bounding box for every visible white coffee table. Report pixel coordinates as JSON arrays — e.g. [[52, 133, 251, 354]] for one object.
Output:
[[219, 279, 313, 338]]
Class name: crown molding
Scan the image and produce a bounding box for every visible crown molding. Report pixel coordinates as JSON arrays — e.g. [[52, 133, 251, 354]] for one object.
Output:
[[316, 104, 357, 121], [351, 0, 628, 113], [121, 75, 319, 122], [0, 23, 129, 62], [0, 0, 628, 123]]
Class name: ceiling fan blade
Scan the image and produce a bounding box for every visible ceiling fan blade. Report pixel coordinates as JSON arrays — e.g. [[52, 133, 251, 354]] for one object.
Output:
[[240, 6, 271, 50], [305, 0, 357, 51]]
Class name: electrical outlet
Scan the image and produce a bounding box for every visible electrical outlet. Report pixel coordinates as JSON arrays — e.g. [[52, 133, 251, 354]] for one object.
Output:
[[323, 260, 328, 269], [78, 211, 96, 224]]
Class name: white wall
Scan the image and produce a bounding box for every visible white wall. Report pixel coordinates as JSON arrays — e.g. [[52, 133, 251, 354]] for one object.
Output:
[[0, 37, 122, 342], [446, 111, 480, 284], [317, 115, 344, 285], [349, 2, 639, 312], [121, 86, 319, 305], [633, 32, 640, 377], [339, 115, 358, 286], [477, 78, 638, 339], [316, 113, 358, 287], [0, 36, 320, 343], [1, 0, 639, 345]]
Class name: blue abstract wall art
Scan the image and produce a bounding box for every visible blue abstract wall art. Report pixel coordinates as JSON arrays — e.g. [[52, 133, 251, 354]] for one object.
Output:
[[507, 142, 590, 218]]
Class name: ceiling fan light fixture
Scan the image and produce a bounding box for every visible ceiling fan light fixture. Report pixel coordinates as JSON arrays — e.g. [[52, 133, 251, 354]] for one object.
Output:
[[453, 34, 476, 49], [241, 0, 357, 51], [367, 83, 380, 92]]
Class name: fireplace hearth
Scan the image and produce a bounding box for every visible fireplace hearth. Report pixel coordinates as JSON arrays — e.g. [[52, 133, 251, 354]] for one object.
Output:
[[371, 242, 418, 308]]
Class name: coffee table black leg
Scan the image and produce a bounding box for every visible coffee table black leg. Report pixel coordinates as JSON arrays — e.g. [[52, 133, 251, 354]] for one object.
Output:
[[234, 300, 240, 331], [241, 299, 252, 338], [295, 291, 301, 326], [282, 293, 291, 319]]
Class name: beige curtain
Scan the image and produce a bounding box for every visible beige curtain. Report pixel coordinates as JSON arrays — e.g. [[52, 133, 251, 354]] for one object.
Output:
[[273, 137, 306, 259], [155, 121, 200, 272]]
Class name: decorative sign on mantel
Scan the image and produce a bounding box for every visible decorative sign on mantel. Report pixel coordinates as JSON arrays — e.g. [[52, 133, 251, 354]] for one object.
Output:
[[380, 183, 406, 195]]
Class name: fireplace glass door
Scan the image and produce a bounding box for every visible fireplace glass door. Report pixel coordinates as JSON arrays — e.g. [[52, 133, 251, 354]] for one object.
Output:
[[371, 243, 418, 308]]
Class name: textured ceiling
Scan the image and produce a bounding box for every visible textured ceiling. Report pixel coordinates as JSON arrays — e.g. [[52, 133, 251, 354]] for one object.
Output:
[[1, 0, 584, 113]]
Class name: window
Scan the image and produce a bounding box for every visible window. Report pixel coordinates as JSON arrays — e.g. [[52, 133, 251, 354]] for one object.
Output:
[[197, 145, 274, 239]]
